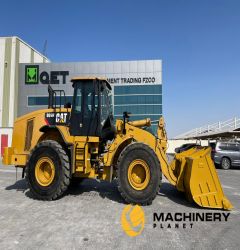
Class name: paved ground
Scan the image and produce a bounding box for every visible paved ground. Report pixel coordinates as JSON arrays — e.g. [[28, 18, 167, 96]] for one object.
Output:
[[0, 160, 239, 250]]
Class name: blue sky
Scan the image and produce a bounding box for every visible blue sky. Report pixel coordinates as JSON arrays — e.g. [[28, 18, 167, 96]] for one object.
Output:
[[1, 0, 240, 137]]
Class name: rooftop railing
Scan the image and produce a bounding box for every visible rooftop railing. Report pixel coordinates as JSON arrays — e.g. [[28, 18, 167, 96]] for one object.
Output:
[[175, 117, 240, 139]]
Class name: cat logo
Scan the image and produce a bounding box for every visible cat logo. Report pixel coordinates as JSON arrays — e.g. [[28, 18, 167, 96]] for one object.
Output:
[[55, 113, 68, 123]]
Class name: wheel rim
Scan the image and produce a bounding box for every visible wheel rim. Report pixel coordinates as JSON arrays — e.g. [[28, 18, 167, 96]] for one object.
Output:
[[222, 159, 230, 168], [128, 159, 150, 190], [35, 157, 55, 186]]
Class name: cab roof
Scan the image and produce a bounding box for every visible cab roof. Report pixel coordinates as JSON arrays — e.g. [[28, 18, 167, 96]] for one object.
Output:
[[71, 76, 111, 90]]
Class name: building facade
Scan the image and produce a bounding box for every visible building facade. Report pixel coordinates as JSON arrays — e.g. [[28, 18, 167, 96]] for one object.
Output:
[[0, 37, 163, 154], [18, 60, 162, 132], [0, 36, 49, 154]]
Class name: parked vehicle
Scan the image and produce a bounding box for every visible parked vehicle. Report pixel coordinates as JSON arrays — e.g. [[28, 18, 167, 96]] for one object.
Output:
[[175, 143, 199, 153], [210, 141, 240, 170]]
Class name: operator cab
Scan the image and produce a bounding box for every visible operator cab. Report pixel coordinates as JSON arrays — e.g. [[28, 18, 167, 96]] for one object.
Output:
[[69, 77, 115, 141]]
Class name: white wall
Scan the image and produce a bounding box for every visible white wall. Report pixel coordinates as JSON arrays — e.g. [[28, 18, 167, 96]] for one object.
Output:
[[34, 51, 44, 62], [19, 41, 31, 63], [8, 37, 17, 127], [0, 39, 6, 127]]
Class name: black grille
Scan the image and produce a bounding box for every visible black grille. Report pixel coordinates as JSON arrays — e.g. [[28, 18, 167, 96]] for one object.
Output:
[[24, 119, 34, 151]]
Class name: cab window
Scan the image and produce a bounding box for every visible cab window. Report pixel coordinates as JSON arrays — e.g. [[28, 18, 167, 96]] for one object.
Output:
[[74, 87, 82, 112]]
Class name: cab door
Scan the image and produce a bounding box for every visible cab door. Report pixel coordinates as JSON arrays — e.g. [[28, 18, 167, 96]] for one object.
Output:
[[69, 80, 100, 136], [69, 85, 83, 135]]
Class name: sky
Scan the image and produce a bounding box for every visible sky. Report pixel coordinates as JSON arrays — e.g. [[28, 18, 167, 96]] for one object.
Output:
[[0, 0, 240, 137]]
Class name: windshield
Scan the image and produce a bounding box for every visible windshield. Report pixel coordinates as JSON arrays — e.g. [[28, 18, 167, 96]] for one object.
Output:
[[73, 80, 97, 114]]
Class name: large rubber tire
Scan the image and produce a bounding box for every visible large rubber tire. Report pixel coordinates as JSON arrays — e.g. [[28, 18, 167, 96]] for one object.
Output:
[[117, 142, 162, 205], [69, 177, 85, 187], [221, 157, 231, 170], [25, 140, 70, 200]]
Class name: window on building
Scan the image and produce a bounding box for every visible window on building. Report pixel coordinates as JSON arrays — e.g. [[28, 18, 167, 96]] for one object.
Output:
[[114, 95, 162, 105], [28, 96, 73, 106], [114, 85, 162, 95], [114, 105, 162, 115]]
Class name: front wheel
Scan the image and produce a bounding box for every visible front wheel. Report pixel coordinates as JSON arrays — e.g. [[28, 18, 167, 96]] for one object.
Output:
[[117, 143, 162, 205], [221, 157, 231, 170], [25, 140, 70, 200]]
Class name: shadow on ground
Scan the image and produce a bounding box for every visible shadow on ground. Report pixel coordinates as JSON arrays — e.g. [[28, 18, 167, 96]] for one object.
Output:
[[5, 179, 28, 192], [5, 178, 126, 204], [67, 179, 126, 204], [158, 182, 199, 209], [4, 177, 211, 209]]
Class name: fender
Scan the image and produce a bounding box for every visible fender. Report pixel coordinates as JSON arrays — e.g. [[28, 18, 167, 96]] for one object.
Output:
[[39, 125, 73, 145]]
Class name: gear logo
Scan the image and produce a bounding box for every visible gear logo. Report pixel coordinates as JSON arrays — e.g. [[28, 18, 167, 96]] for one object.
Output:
[[121, 204, 145, 237]]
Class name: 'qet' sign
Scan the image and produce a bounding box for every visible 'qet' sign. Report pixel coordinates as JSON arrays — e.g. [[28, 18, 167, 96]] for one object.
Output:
[[25, 65, 69, 85]]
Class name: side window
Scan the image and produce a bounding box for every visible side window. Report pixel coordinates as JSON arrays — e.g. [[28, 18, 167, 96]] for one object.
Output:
[[101, 90, 108, 123], [228, 144, 239, 151], [95, 95, 98, 110], [218, 143, 228, 150], [74, 87, 82, 112], [86, 92, 93, 112], [83, 82, 95, 115]]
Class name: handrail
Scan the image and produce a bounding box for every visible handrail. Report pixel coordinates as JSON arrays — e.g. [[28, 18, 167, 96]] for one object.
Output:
[[175, 117, 240, 139]]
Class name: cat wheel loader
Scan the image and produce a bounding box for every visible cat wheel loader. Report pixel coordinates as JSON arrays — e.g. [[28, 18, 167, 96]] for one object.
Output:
[[2, 77, 233, 209]]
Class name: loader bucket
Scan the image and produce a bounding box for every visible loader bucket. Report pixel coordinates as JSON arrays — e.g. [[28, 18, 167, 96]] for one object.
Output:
[[169, 147, 198, 192], [169, 147, 233, 210]]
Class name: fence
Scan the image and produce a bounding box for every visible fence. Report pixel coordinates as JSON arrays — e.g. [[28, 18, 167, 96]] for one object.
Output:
[[175, 117, 240, 139]]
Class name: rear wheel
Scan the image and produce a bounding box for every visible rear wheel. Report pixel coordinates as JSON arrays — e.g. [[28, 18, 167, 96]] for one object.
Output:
[[26, 140, 70, 200], [221, 157, 231, 170], [117, 143, 161, 205]]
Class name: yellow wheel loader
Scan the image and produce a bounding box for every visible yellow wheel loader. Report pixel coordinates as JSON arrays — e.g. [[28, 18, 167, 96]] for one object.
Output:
[[2, 77, 233, 209]]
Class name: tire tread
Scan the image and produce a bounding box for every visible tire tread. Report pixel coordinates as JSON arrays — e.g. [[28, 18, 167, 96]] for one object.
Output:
[[25, 140, 70, 200], [116, 142, 162, 206]]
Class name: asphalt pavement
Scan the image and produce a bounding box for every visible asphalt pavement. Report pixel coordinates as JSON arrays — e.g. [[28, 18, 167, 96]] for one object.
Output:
[[0, 160, 239, 250]]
